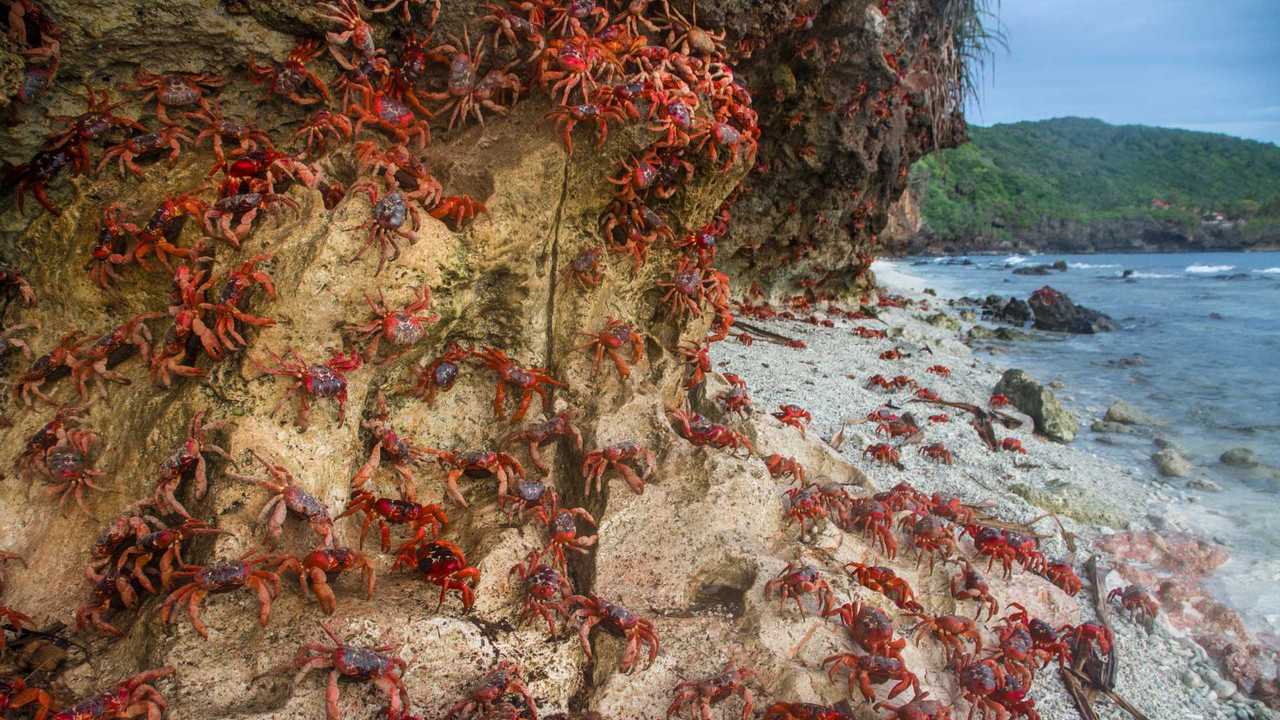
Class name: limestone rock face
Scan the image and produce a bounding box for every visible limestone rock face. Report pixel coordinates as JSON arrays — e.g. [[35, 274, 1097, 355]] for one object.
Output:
[[0, 0, 977, 717], [992, 369, 1078, 443]]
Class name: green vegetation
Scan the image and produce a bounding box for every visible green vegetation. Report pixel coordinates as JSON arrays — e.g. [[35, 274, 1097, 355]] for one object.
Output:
[[914, 117, 1280, 240]]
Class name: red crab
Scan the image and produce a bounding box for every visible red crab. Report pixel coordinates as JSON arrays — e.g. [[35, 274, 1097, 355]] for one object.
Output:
[[765, 563, 835, 615], [581, 441, 656, 495], [765, 453, 804, 483], [36, 427, 107, 514], [929, 414, 950, 423], [999, 437, 1026, 454], [411, 343, 470, 405], [783, 485, 828, 536], [0, 676, 52, 720], [925, 365, 951, 378], [677, 341, 711, 389], [773, 404, 811, 436], [835, 498, 898, 558], [504, 410, 584, 473], [188, 107, 273, 163], [538, 495, 598, 570], [862, 443, 903, 469], [667, 663, 755, 720], [97, 125, 192, 178], [547, 101, 626, 154], [476, 346, 562, 422], [899, 513, 958, 573], [353, 141, 443, 207], [202, 190, 299, 248], [131, 194, 209, 271], [258, 347, 363, 429], [49, 668, 174, 720], [875, 691, 953, 720], [198, 254, 277, 353], [844, 562, 921, 613], [989, 394, 1011, 409], [128, 69, 224, 124], [1, 264, 37, 307], [345, 285, 438, 363], [953, 656, 1007, 720], [1042, 559, 1082, 596], [826, 601, 905, 660], [348, 88, 431, 149], [394, 539, 480, 610], [70, 312, 164, 398], [339, 490, 448, 552], [351, 392, 437, 498], [12, 332, 83, 406], [159, 553, 280, 639], [294, 109, 353, 154], [247, 40, 330, 105], [85, 204, 139, 287], [276, 546, 376, 615], [909, 613, 983, 663], [318, 0, 380, 70], [950, 561, 999, 620], [510, 551, 573, 634], [918, 442, 953, 465], [349, 181, 421, 275], [568, 594, 660, 673], [425, 29, 523, 129], [428, 194, 487, 230], [290, 620, 410, 720], [111, 519, 226, 593], [147, 411, 230, 518], [668, 408, 754, 456], [229, 449, 335, 546], [578, 317, 646, 380], [762, 703, 855, 720], [433, 448, 525, 507], [1108, 584, 1159, 623], [46, 85, 144, 149], [823, 652, 918, 704], [446, 661, 536, 720], [563, 246, 606, 289], [6, 140, 86, 216]]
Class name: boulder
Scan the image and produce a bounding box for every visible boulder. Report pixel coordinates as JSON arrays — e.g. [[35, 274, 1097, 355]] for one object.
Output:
[[1010, 482, 1129, 527], [1220, 447, 1260, 467], [1027, 286, 1117, 333], [1105, 401, 1158, 426], [923, 312, 961, 331], [1051, 260, 1068, 271], [1187, 477, 1223, 492], [993, 298, 1031, 325], [1152, 448, 1193, 477], [1091, 420, 1139, 435], [992, 369, 1078, 443], [1012, 264, 1053, 276]]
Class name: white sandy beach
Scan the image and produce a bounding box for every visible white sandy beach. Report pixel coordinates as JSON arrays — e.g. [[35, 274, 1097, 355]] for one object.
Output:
[[712, 260, 1274, 720]]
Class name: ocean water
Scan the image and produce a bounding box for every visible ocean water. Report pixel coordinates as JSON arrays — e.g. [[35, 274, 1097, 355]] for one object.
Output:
[[903, 251, 1280, 639]]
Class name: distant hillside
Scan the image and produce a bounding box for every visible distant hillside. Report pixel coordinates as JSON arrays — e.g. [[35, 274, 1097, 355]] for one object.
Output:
[[904, 117, 1280, 254]]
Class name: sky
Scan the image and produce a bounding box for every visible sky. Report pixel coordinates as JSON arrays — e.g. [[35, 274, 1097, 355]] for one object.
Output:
[[968, 0, 1280, 145]]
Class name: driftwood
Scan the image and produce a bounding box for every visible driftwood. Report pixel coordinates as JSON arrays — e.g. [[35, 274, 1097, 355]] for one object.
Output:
[[734, 320, 804, 346], [1062, 555, 1151, 720], [909, 397, 1023, 452]]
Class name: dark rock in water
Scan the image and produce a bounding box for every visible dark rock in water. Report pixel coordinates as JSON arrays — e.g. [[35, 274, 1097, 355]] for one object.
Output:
[[1052, 260, 1068, 271], [1208, 312, 1225, 320], [1220, 447, 1259, 468], [1104, 354, 1148, 369], [1106, 401, 1158, 426], [1028, 286, 1117, 333], [993, 298, 1032, 325], [1012, 264, 1054, 276], [993, 327, 1032, 341], [1152, 448, 1193, 477], [1122, 269, 1135, 278], [993, 369, 1078, 443], [1214, 273, 1251, 281]]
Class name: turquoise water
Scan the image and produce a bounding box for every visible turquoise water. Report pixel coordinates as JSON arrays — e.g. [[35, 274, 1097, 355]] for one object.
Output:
[[906, 251, 1280, 637]]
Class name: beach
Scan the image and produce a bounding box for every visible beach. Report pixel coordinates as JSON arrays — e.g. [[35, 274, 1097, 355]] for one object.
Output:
[[712, 260, 1276, 720]]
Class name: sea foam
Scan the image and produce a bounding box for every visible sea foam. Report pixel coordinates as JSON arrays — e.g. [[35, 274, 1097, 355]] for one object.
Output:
[[1186, 264, 1236, 274]]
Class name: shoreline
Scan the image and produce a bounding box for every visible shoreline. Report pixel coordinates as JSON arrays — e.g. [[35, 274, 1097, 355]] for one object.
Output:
[[714, 259, 1276, 720]]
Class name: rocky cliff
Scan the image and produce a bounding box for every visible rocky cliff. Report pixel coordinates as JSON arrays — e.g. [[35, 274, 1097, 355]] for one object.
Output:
[[0, 0, 970, 716]]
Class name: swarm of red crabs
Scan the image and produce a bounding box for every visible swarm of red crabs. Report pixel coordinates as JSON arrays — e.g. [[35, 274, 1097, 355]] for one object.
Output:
[[0, 0, 1145, 719]]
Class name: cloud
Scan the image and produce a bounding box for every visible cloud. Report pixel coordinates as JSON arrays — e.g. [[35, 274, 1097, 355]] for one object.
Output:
[[971, 0, 1280, 144]]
